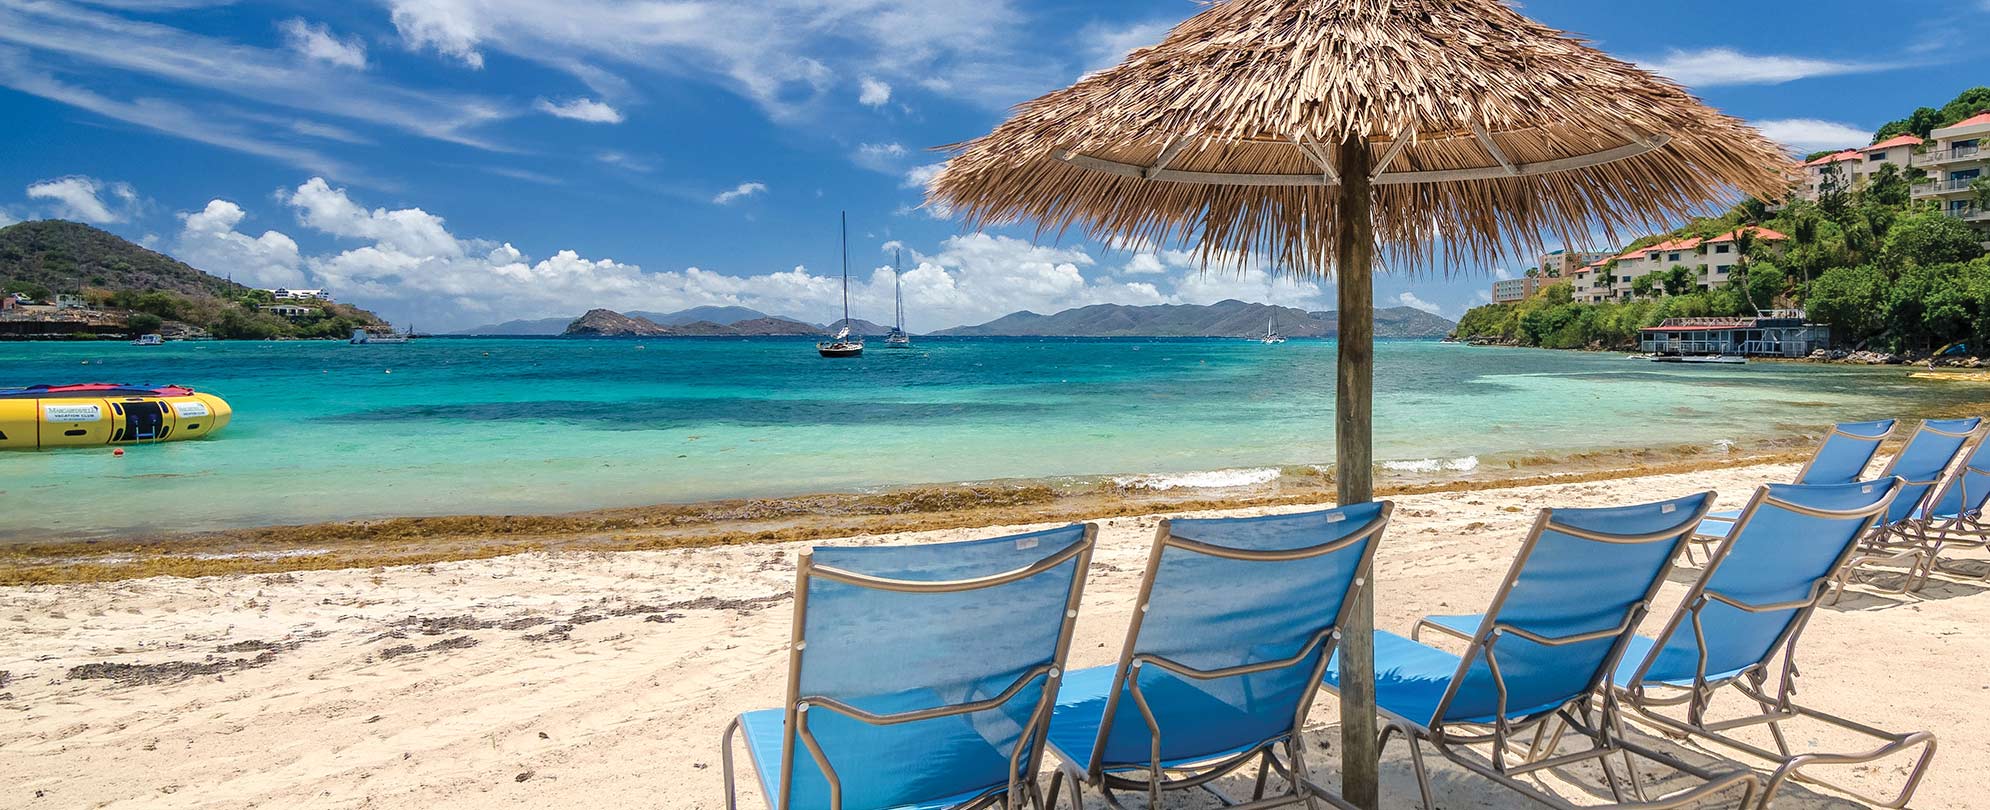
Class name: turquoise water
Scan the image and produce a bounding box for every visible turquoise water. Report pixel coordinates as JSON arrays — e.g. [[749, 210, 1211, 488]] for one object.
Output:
[[0, 337, 1979, 540]]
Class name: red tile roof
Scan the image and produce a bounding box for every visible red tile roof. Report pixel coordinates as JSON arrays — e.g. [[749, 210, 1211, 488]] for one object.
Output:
[[1706, 227, 1789, 244], [1946, 112, 1990, 130], [1804, 149, 1863, 167], [1864, 134, 1923, 152]]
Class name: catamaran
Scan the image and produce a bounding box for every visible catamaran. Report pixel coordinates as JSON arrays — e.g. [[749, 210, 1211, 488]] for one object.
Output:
[[884, 249, 912, 349], [817, 212, 864, 358], [1261, 307, 1286, 344]]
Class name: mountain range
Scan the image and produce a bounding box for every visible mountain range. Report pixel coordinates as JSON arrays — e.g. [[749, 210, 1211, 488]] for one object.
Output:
[[933, 300, 1455, 338], [460, 305, 815, 335], [561, 309, 891, 337], [485, 300, 1454, 339]]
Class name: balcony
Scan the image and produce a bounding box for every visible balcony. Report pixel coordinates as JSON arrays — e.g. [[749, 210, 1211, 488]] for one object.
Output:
[[1914, 177, 1984, 197], [1942, 206, 1990, 223], [1921, 145, 1985, 166]]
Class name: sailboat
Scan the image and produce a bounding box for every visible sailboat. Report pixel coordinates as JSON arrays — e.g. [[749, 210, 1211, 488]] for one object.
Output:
[[1261, 307, 1286, 344], [817, 212, 865, 358], [884, 249, 912, 348]]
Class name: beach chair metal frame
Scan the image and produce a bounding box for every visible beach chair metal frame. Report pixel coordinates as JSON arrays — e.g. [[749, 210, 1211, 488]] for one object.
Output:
[[1908, 431, 1990, 582], [721, 525, 1096, 810], [1616, 484, 1936, 809], [1831, 420, 1981, 599], [1044, 507, 1392, 810], [1686, 420, 1896, 563], [1391, 496, 1761, 810]]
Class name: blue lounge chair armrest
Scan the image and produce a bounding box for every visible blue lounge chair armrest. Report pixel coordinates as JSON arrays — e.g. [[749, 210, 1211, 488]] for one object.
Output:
[[1411, 614, 1481, 643]]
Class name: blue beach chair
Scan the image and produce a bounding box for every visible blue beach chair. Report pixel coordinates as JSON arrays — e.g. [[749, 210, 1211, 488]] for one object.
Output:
[[1920, 431, 1990, 579], [1690, 420, 1895, 555], [721, 525, 1095, 810], [1330, 492, 1760, 810], [1042, 504, 1391, 810], [1830, 418, 1981, 596], [1612, 480, 1935, 809]]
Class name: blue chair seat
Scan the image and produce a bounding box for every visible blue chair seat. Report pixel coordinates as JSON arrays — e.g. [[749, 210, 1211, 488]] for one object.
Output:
[[1609, 635, 1752, 689], [1046, 664, 1272, 773], [739, 702, 1017, 810], [1326, 631, 1574, 729]]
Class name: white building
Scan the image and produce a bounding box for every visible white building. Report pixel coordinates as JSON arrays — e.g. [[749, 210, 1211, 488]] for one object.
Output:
[[268, 288, 332, 302], [1572, 228, 1789, 302], [1910, 112, 1990, 249]]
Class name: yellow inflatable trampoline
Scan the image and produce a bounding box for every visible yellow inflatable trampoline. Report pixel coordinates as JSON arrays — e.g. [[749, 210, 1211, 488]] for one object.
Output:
[[0, 384, 232, 449]]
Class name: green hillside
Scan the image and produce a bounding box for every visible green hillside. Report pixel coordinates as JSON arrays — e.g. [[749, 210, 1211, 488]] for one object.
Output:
[[0, 220, 388, 339], [1454, 87, 1990, 354]]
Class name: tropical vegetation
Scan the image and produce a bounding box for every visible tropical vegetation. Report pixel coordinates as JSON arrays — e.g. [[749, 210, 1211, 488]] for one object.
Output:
[[1455, 88, 1990, 354]]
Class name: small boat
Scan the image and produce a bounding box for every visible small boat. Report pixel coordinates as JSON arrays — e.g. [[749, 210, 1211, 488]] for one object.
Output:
[[817, 212, 864, 359], [0, 383, 233, 449], [884, 249, 912, 349], [1261, 291, 1286, 344], [1651, 354, 1747, 365], [351, 327, 411, 345], [131, 334, 164, 346]]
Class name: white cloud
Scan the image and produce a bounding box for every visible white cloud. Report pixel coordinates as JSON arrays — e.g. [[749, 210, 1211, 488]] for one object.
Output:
[[380, 0, 1056, 118], [711, 182, 767, 205], [595, 151, 653, 171], [25, 176, 134, 224], [154, 180, 1390, 332], [0, 208, 17, 228], [1123, 253, 1166, 275], [279, 19, 367, 70], [902, 161, 946, 190], [1753, 118, 1873, 153], [854, 141, 909, 172], [858, 76, 892, 107], [0, 1, 514, 161], [533, 97, 624, 123], [174, 199, 307, 287], [1396, 291, 1443, 316], [1637, 48, 1890, 87], [1492, 267, 1514, 281], [1078, 18, 1175, 72]]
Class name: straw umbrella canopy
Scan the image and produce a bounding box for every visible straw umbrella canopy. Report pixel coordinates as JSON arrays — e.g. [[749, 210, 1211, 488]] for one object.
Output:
[[927, 0, 1791, 804]]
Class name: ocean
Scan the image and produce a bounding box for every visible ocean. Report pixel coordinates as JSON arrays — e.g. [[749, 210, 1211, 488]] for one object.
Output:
[[1, 337, 1980, 540]]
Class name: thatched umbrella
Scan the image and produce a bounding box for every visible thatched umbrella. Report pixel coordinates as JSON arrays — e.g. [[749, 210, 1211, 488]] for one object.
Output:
[[927, 0, 1791, 804]]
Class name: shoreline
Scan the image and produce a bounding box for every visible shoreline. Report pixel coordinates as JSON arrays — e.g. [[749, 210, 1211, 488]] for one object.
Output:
[[1, 441, 1818, 585], [4, 458, 1981, 809]]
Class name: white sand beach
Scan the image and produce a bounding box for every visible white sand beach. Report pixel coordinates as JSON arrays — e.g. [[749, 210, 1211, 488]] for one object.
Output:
[[3, 460, 1985, 809]]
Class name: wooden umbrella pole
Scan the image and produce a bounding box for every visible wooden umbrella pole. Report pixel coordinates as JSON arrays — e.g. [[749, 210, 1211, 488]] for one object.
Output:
[[1333, 133, 1379, 810]]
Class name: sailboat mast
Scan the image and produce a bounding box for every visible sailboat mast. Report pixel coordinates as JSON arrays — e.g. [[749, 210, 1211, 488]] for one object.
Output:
[[894, 249, 904, 331], [840, 211, 850, 327]]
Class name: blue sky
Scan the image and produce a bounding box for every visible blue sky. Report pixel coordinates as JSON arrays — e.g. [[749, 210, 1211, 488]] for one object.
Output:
[[1, 0, 1987, 332]]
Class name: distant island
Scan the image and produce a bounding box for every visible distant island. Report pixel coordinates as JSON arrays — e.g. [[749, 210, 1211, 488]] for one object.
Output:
[[934, 300, 1455, 338], [547, 300, 1455, 339], [0, 220, 390, 340], [560, 308, 889, 337]]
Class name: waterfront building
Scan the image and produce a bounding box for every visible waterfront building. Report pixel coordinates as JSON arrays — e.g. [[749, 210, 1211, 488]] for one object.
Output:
[[1536, 248, 1612, 278], [1637, 309, 1830, 357], [1599, 227, 1788, 301]]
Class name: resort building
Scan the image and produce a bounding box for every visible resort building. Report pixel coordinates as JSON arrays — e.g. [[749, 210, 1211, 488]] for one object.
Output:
[[268, 288, 332, 301], [0, 294, 14, 312], [1637, 310, 1831, 358], [54, 293, 87, 310], [1591, 227, 1788, 301], [1490, 275, 1552, 304], [259, 304, 316, 319], [1911, 113, 1990, 249], [1535, 248, 1612, 278], [1793, 135, 1923, 202]]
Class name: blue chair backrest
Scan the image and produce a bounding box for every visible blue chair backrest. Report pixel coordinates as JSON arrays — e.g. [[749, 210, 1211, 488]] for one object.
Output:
[[784, 525, 1090, 810], [1435, 492, 1714, 724], [1795, 420, 1896, 485], [1630, 481, 1898, 687], [1089, 503, 1389, 768], [1927, 432, 1990, 519], [1879, 418, 1980, 523]]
